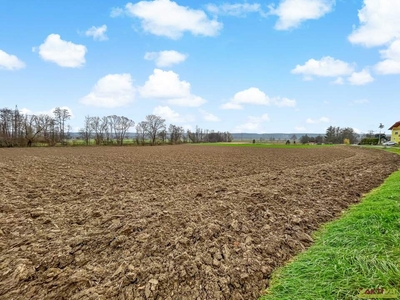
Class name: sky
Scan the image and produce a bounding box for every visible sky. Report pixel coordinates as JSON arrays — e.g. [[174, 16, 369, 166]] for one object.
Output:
[[0, 0, 399, 134]]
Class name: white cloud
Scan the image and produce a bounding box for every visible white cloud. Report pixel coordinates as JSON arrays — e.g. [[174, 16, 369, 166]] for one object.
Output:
[[34, 34, 87, 68], [270, 0, 335, 30], [234, 113, 270, 133], [81, 74, 136, 108], [152, 105, 194, 123], [319, 117, 330, 123], [139, 69, 189, 98], [220, 102, 243, 110], [144, 50, 188, 67], [139, 69, 206, 107], [199, 109, 220, 122], [221, 87, 268, 109], [347, 69, 374, 85], [125, 0, 222, 39], [374, 39, 400, 74], [19, 108, 32, 115], [20, 106, 74, 118], [230, 87, 270, 107], [292, 56, 354, 78], [273, 97, 296, 107], [348, 0, 400, 47], [331, 77, 344, 85], [0, 49, 26, 70], [111, 7, 124, 17], [206, 3, 263, 17], [221, 87, 296, 109], [85, 25, 108, 41], [306, 117, 329, 124]]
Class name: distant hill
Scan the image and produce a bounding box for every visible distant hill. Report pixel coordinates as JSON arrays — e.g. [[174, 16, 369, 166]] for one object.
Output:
[[230, 133, 324, 141]]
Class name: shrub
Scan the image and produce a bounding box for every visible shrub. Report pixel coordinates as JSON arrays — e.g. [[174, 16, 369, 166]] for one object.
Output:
[[360, 138, 379, 145]]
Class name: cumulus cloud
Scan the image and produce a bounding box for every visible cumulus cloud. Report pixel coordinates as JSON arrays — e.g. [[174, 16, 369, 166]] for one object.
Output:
[[110, 7, 124, 17], [80, 74, 136, 108], [274, 97, 296, 107], [306, 117, 329, 124], [220, 102, 243, 110], [124, 0, 222, 39], [199, 109, 220, 122], [292, 56, 354, 78], [234, 114, 270, 133], [221, 87, 296, 109], [348, 0, 400, 47], [227, 87, 270, 108], [144, 50, 188, 67], [152, 105, 194, 123], [0, 49, 26, 70], [374, 39, 400, 74], [85, 25, 108, 41], [34, 34, 87, 68], [139, 69, 206, 107], [347, 69, 374, 85], [270, 0, 335, 30], [206, 3, 264, 17], [331, 77, 344, 85]]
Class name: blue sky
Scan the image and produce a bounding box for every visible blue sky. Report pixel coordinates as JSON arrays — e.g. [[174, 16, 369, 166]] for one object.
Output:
[[0, 0, 399, 134]]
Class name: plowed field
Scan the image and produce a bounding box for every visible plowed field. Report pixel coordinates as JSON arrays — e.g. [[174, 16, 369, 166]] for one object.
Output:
[[1, 145, 399, 300]]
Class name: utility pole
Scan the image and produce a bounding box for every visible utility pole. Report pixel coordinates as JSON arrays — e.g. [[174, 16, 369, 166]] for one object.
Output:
[[378, 123, 384, 144]]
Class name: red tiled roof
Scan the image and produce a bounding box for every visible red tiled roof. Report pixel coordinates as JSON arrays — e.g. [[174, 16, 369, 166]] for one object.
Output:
[[389, 121, 400, 130]]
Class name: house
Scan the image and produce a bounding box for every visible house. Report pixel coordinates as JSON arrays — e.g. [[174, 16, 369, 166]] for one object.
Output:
[[388, 121, 400, 143]]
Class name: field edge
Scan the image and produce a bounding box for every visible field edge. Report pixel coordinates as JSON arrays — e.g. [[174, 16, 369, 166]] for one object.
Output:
[[259, 154, 400, 300]]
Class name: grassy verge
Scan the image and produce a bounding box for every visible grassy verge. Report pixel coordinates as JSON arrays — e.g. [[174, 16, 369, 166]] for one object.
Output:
[[387, 147, 400, 156], [260, 155, 400, 300]]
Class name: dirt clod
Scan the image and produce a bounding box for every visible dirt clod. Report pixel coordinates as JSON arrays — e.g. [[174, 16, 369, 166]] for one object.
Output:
[[1, 145, 399, 299]]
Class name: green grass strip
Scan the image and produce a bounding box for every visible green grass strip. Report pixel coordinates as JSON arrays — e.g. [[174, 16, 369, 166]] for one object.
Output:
[[260, 155, 400, 300]]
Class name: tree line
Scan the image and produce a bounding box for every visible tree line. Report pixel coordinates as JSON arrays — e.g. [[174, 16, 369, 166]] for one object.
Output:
[[0, 106, 232, 147], [299, 126, 360, 144]]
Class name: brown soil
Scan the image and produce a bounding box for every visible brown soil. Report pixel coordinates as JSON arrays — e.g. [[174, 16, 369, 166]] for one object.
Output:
[[1, 145, 399, 300]]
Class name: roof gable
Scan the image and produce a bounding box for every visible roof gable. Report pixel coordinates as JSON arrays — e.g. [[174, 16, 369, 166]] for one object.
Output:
[[389, 121, 400, 130]]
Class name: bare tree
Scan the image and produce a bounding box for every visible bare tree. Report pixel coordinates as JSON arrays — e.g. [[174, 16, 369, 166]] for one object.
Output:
[[23, 114, 50, 146], [114, 116, 135, 146], [103, 116, 111, 144], [158, 129, 167, 144], [90, 116, 101, 145], [144, 114, 166, 146], [187, 126, 232, 143], [53, 107, 71, 144], [169, 124, 184, 144], [187, 129, 196, 143], [0, 107, 28, 146], [136, 121, 147, 145], [79, 115, 93, 145], [89, 116, 108, 145], [107, 115, 119, 144]]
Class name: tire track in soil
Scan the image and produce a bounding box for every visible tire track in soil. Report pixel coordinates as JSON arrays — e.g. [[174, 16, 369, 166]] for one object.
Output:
[[0, 146, 399, 299]]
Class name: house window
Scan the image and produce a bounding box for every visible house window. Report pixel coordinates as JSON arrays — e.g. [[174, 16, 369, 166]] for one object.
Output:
[[396, 131, 399, 135]]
